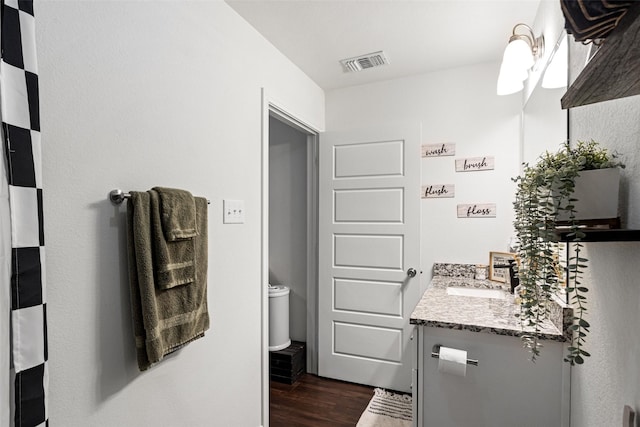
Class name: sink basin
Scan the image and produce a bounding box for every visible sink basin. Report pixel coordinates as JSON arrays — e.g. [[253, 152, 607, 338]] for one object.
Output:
[[446, 287, 505, 299]]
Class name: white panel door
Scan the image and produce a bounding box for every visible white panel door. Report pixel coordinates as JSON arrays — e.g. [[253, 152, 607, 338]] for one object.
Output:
[[318, 125, 421, 392]]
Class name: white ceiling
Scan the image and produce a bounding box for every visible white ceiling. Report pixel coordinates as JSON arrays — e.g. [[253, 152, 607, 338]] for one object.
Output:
[[226, 0, 541, 90]]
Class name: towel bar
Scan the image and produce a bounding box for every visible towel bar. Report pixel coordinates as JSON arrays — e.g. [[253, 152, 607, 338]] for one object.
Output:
[[431, 344, 479, 366], [109, 189, 210, 205]]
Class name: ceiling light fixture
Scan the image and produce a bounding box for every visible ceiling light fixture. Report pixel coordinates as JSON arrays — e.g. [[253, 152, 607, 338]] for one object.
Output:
[[497, 23, 545, 96]]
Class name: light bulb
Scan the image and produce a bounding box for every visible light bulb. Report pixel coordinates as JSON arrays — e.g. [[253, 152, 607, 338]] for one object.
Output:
[[497, 67, 525, 95], [503, 38, 534, 70], [496, 47, 528, 95]]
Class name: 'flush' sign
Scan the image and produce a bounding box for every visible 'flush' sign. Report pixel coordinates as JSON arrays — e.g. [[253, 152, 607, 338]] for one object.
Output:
[[422, 184, 455, 199], [422, 143, 455, 157], [455, 156, 495, 172], [457, 203, 496, 218]]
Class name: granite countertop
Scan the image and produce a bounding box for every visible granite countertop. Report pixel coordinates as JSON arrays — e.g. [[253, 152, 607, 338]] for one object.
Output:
[[410, 276, 571, 342]]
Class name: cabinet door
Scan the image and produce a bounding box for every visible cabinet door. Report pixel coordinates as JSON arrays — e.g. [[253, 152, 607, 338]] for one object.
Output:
[[420, 327, 569, 427]]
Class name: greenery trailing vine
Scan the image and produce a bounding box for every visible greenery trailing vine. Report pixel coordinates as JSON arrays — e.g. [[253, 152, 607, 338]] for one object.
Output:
[[512, 140, 623, 365]]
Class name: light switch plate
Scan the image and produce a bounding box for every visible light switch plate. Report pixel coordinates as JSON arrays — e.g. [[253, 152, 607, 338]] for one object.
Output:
[[223, 199, 245, 224]]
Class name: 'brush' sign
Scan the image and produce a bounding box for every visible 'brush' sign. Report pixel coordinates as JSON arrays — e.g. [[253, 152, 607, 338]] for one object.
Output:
[[455, 156, 495, 172]]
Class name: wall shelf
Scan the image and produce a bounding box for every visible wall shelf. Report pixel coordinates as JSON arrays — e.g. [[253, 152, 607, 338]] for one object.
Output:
[[561, 2, 640, 109], [556, 229, 640, 242]]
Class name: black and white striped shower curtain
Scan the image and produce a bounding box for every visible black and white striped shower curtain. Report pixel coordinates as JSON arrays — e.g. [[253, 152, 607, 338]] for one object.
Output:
[[1, 1, 49, 426]]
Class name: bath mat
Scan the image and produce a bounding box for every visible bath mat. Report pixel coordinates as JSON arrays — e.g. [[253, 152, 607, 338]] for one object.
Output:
[[356, 388, 412, 427]]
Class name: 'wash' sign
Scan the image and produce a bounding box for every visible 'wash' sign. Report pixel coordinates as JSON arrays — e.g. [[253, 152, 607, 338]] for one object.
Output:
[[422, 143, 455, 157], [457, 203, 496, 218], [422, 184, 455, 199], [455, 156, 495, 172]]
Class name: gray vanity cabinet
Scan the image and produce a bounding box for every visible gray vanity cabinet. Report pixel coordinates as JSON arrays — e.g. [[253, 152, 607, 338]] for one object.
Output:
[[412, 326, 570, 427]]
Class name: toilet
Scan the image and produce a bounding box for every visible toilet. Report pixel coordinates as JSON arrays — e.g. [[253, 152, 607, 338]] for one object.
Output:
[[268, 285, 291, 351]]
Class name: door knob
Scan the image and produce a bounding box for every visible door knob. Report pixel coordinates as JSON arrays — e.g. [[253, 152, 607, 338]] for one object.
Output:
[[407, 268, 417, 278]]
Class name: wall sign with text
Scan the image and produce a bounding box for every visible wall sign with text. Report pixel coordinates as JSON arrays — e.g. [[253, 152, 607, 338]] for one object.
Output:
[[422, 184, 455, 199], [457, 203, 496, 218], [422, 143, 455, 157], [455, 156, 495, 172]]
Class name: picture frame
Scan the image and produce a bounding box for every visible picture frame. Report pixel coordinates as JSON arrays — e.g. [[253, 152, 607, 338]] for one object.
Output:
[[489, 251, 517, 283]]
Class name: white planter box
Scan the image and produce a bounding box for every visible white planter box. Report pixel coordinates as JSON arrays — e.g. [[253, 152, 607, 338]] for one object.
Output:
[[557, 168, 620, 221]]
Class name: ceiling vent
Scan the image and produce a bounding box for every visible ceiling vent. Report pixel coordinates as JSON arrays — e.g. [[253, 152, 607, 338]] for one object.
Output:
[[340, 51, 389, 73]]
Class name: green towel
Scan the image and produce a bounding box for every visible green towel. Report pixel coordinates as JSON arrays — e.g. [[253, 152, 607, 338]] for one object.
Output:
[[150, 190, 196, 290], [152, 187, 198, 241], [126, 191, 209, 371]]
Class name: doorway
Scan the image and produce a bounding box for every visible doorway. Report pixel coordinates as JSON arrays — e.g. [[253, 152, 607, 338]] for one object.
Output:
[[261, 95, 320, 425], [267, 111, 318, 372]]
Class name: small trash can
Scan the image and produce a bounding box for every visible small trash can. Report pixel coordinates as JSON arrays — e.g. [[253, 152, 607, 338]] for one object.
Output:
[[268, 285, 291, 351]]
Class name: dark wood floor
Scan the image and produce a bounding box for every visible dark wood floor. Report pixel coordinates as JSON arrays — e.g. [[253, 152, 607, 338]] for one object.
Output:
[[270, 373, 374, 427]]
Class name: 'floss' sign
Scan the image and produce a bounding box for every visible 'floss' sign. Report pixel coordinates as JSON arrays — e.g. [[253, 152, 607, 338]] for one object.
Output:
[[457, 203, 496, 218]]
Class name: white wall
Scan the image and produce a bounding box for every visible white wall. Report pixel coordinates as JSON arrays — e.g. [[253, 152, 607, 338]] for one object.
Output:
[[568, 42, 640, 427], [36, 1, 324, 426], [522, 85, 567, 166], [269, 117, 308, 343], [326, 63, 521, 288]]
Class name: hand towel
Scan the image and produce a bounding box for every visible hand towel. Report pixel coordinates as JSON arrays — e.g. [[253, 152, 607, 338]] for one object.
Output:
[[150, 190, 196, 290], [126, 191, 209, 371], [152, 187, 198, 241]]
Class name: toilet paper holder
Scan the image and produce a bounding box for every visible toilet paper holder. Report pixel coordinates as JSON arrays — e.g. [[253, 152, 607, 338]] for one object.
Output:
[[431, 344, 479, 366]]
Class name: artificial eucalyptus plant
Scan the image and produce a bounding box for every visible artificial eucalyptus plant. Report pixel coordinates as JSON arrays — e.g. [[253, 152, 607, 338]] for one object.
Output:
[[512, 140, 623, 365]]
